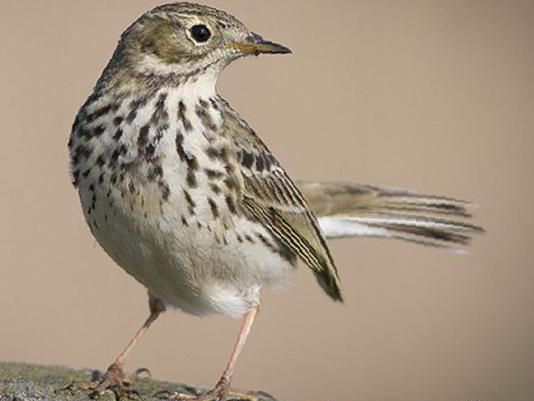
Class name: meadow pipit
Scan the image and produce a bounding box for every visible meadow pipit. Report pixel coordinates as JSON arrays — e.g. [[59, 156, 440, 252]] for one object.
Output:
[[68, 2, 482, 400]]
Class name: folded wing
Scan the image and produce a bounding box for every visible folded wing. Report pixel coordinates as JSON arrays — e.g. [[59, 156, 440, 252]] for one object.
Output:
[[224, 111, 342, 301]]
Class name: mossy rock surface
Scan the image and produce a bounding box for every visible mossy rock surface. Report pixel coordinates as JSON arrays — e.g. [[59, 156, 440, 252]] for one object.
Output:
[[0, 362, 279, 401]]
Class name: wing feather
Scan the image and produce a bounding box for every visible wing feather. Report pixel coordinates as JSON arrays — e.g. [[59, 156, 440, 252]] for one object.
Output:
[[223, 108, 342, 301]]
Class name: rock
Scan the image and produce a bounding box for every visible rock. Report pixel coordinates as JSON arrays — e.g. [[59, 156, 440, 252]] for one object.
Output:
[[0, 361, 278, 401]]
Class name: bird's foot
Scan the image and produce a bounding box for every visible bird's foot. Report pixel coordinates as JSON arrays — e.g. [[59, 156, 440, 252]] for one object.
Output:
[[59, 363, 150, 399], [155, 380, 275, 401]]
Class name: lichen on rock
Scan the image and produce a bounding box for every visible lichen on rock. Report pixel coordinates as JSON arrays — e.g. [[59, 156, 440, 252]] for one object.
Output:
[[0, 362, 278, 401]]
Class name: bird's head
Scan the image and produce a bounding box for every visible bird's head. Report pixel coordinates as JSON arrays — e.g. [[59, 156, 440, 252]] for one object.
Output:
[[103, 2, 291, 88]]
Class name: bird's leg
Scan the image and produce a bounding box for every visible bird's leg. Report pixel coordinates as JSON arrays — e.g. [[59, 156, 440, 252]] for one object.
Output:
[[158, 305, 268, 401], [94, 296, 165, 395], [211, 304, 259, 399], [62, 295, 166, 398]]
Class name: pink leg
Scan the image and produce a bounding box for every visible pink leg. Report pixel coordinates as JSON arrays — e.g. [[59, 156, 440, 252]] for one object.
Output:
[[110, 296, 165, 369], [215, 304, 259, 389], [160, 305, 261, 401], [96, 295, 166, 392], [62, 295, 166, 396]]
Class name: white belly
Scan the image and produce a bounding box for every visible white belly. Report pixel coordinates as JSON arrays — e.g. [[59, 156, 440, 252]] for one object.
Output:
[[78, 150, 295, 319], [80, 179, 295, 318]]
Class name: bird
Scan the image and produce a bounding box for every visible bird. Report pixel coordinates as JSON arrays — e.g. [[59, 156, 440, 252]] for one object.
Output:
[[67, 2, 482, 400]]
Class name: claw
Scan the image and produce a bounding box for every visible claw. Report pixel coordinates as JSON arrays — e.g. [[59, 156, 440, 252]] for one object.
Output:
[[154, 386, 268, 401], [130, 367, 152, 380], [57, 379, 98, 394], [88, 383, 140, 400], [57, 364, 146, 400], [225, 390, 262, 401], [249, 391, 275, 401]]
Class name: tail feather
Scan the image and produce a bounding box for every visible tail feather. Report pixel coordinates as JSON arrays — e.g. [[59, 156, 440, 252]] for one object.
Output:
[[297, 181, 484, 251]]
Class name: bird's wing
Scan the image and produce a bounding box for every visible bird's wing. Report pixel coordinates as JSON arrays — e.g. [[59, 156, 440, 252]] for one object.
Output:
[[224, 113, 342, 301], [297, 181, 484, 250]]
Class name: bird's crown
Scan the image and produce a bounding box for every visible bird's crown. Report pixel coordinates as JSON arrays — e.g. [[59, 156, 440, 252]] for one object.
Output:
[[99, 2, 290, 89]]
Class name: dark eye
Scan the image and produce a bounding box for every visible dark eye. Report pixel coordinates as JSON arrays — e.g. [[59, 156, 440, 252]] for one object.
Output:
[[190, 24, 211, 43]]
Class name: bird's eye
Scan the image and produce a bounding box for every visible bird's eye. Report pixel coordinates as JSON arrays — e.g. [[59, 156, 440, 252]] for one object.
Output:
[[190, 24, 211, 43]]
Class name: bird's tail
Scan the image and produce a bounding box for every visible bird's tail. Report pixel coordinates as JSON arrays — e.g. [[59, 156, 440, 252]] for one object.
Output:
[[297, 181, 484, 251]]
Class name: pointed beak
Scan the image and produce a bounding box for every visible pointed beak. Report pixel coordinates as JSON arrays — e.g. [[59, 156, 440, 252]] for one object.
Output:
[[231, 33, 292, 56]]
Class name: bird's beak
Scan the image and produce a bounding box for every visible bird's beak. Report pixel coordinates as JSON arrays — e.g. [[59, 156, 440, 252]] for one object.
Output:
[[231, 33, 292, 56]]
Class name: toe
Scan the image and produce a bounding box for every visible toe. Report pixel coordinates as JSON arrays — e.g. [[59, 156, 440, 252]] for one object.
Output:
[[128, 367, 151, 381], [225, 390, 259, 401]]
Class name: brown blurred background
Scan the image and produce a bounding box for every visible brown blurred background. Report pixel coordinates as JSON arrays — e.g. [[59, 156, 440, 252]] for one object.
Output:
[[1, 1, 533, 401]]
